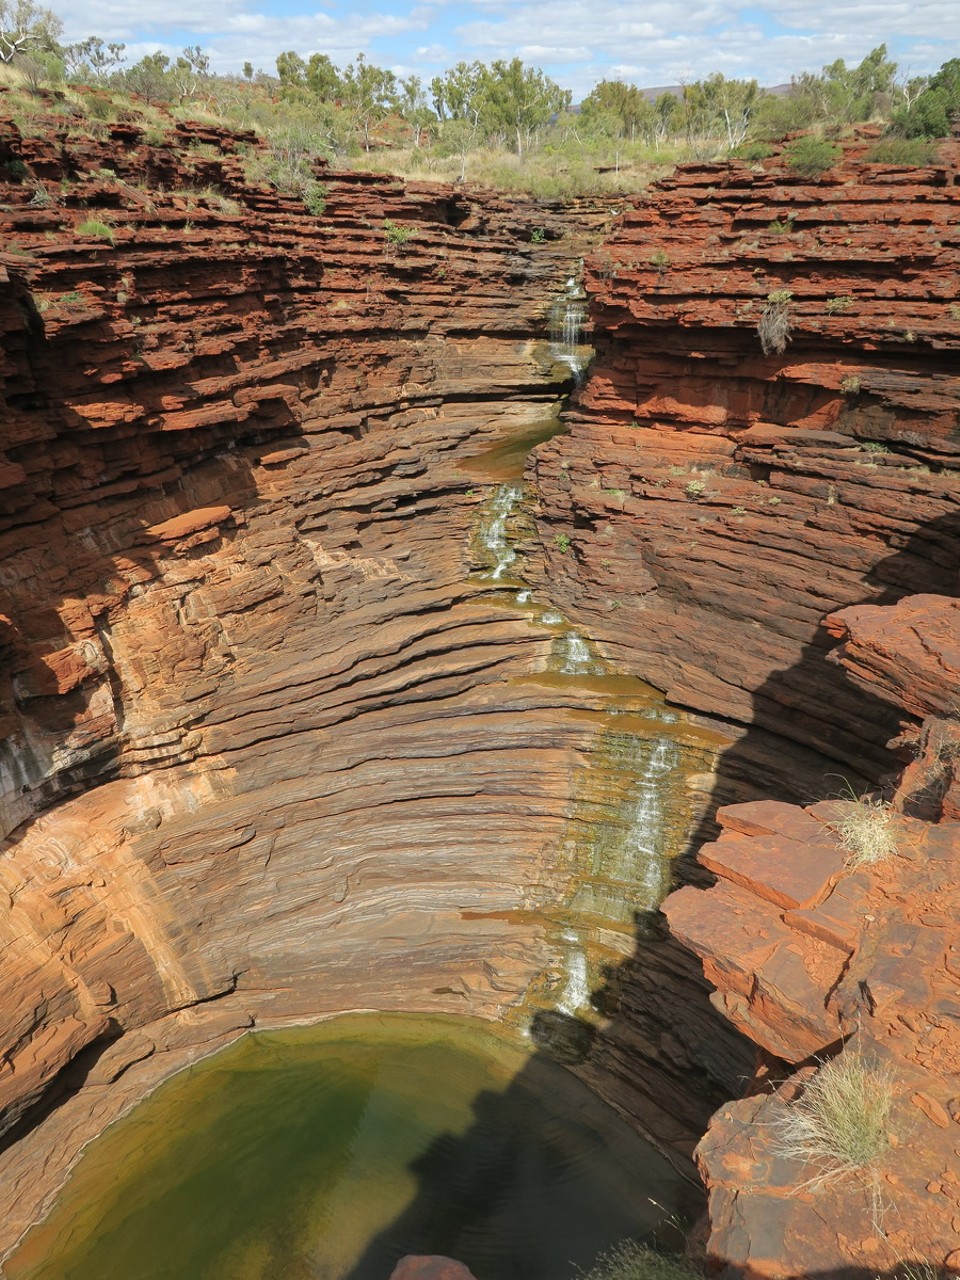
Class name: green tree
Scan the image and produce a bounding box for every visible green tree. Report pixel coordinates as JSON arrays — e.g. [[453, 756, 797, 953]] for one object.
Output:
[[434, 115, 477, 181], [171, 44, 210, 104], [652, 92, 679, 149], [65, 36, 125, 81], [430, 60, 488, 127], [341, 52, 397, 149], [0, 0, 60, 62], [430, 61, 489, 177], [580, 79, 651, 142], [681, 74, 760, 155], [893, 57, 960, 137], [483, 58, 570, 158], [306, 52, 342, 102], [276, 50, 307, 90], [123, 50, 171, 99], [790, 44, 897, 126], [399, 74, 435, 147]]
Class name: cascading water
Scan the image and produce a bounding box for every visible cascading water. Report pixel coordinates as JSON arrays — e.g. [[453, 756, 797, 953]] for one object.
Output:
[[459, 299, 713, 1045], [549, 276, 589, 384], [552, 630, 604, 676], [567, 729, 687, 927], [621, 735, 682, 911], [558, 929, 591, 1015], [478, 483, 524, 580]]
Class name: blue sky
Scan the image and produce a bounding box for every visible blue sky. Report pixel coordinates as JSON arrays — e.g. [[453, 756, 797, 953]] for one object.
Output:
[[52, 0, 956, 100]]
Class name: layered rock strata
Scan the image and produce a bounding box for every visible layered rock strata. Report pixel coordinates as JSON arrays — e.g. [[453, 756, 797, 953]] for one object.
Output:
[[665, 594, 960, 1274], [3, 111, 959, 1277], [530, 144, 960, 807], [0, 112, 749, 1260], [551, 145, 960, 1274]]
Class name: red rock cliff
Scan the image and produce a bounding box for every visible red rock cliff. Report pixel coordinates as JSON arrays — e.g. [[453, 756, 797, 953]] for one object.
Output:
[[541, 146, 959, 1273], [2, 114, 959, 1276], [0, 113, 751, 1258], [530, 146, 960, 804]]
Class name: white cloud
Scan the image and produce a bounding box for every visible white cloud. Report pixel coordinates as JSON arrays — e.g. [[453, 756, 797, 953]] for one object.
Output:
[[50, 0, 957, 93]]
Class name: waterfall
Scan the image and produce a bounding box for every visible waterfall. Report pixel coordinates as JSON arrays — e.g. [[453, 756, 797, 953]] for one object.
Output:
[[554, 631, 604, 676], [549, 280, 588, 384], [569, 730, 684, 926], [558, 929, 590, 1015], [478, 483, 524, 580], [622, 736, 681, 911]]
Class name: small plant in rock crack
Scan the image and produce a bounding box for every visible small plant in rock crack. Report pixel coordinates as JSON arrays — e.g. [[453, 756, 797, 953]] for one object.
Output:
[[76, 218, 116, 244], [757, 289, 793, 355], [553, 532, 571, 553], [383, 219, 413, 247]]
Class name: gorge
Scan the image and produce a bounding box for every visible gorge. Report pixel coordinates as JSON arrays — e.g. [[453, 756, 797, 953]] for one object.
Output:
[[0, 105, 958, 1278]]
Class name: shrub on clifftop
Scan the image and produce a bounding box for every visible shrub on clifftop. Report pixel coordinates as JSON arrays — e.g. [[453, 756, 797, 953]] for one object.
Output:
[[826, 791, 899, 866], [783, 135, 842, 178]]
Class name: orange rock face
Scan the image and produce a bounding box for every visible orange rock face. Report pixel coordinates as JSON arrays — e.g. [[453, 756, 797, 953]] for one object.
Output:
[[533, 147, 960, 1274], [666, 774, 960, 1273], [0, 113, 753, 1261], [529, 148, 960, 807], [2, 113, 959, 1277]]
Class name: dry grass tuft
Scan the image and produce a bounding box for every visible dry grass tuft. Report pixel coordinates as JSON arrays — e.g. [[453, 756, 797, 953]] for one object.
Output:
[[827, 793, 899, 867], [772, 1054, 895, 1186], [577, 1241, 701, 1280]]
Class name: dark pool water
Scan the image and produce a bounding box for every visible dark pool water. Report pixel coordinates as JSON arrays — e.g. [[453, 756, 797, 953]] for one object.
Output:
[[8, 1014, 690, 1280]]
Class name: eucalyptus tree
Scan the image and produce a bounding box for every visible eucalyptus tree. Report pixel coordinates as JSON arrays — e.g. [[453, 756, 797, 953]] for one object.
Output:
[[430, 61, 490, 178], [64, 36, 125, 81], [276, 50, 308, 91], [430, 60, 489, 127], [483, 58, 571, 159], [764, 43, 899, 134], [171, 44, 210, 104], [0, 0, 60, 63], [651, 92, 679, 149], [123, 51, 172, 99], [340, 52, 398, 150], [399, 74, 435, 147], [580, 79, 651, 142], [306, 52, 342, 102], [893, 57, 960, 136], [681, 73, 760, 155]]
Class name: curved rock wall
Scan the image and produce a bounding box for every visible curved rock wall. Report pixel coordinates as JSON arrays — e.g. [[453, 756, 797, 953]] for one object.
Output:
[[0, 114, 753, 1259], [3, 115, 959, 1275], [553, 146, 959, 1273]]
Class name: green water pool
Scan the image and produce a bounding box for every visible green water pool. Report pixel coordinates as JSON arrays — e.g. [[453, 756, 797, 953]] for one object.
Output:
[[7, 1014, 691, 1280]]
